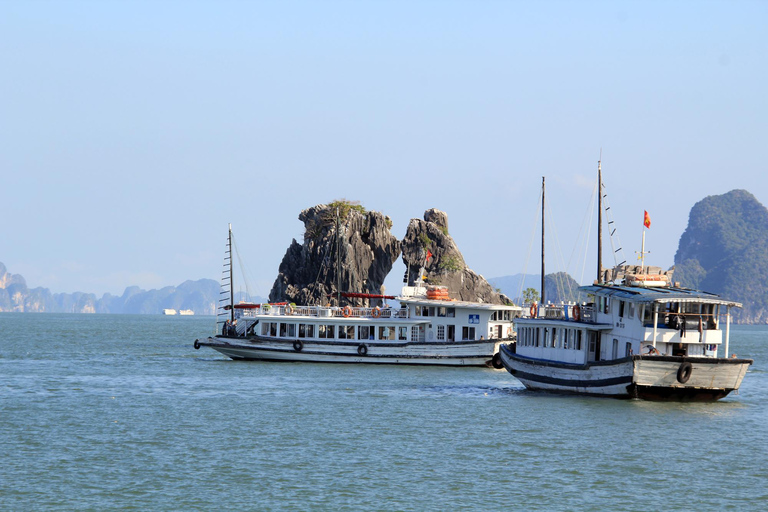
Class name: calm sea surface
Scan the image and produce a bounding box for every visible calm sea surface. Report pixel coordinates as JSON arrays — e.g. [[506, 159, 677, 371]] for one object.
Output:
[[2, 313, 767, 511]]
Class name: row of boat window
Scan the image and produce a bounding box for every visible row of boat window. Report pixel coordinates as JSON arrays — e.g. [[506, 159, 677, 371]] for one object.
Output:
[[596, 297, 718, 327], [518, 326, 584, 350], [262, 322, 409, 340], [259, 322, 482, 341]]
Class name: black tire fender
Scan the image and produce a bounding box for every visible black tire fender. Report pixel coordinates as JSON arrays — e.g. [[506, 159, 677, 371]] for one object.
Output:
[[357, 344, 368, 356], [293, 340, 303, 352], [194, 339, 200, 350], [491, 352, 503, 369], [677, 362, 693, 383]]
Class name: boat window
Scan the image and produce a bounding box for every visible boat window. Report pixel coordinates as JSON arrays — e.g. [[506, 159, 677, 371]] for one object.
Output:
[[398, 326, 408, 341], [603, 297, 610, 314], [358, 326, 369, 340], [642, 305, 653, 325], [270, 323, 277, 337], [415, 306, 422, 316], [318, 325, 327, 339], [563, 329, 569, 349], [306, 324, 314, 338], [438, 307, 447, 317], [628, 303, 635, 319], [327, 325, 335, 339], [618, 301, 625, 318], [612, 339, 619, 359], [552, 328, 558, 348], [287, 324, 296, 337], [535, 328, 540, 347], [462, 326, 476, 341], [338, 325, 348, 339], [422, 307, 430, 317], [280, 323, 287, 337], [437, 325, 445, 340], [411, 326, 419, 341], [626, 342, 632, 357], [379, 326, 395, 340], [447, 325, 455, 341], [683, 302, 699, 314], [446, 308, 455, 318], [576, 330, 582, 350], [262, 323, 270, 336]]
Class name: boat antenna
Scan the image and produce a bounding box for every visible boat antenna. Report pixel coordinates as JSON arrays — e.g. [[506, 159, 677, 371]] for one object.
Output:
[[228, 223, 234, 323], [597, 154, 602, 284], [541, 176, 546, 308]]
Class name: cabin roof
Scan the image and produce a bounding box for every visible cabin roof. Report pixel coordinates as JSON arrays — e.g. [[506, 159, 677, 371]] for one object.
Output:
[[398, 297, 521, 311], [579, 284, 742, 308]]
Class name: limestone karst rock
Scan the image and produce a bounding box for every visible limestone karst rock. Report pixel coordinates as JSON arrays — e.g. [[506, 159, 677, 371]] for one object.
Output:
[[400, 208, 511, 304], [268, 202, 401, 306]]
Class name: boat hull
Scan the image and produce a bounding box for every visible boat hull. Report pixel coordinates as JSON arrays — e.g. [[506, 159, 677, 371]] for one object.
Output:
[[499, 344, 752, 401], [196, 335, 502, 367]]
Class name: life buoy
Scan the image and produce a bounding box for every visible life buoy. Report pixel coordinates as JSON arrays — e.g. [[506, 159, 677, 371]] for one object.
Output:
[[491, 352, 503, 369], [357, 344, 368, 356], [194, 339, 200, 350], [285, 304, 293, 315], [342, 305, 353, 318], [530, 303, 538, 318], [572, 304, 580, 322], [677, 362, 692, 383], [372, 307, 381, 318], [293, 340, 303, 352]]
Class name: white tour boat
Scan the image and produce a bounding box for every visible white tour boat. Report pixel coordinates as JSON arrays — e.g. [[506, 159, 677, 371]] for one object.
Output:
[[499, 166, 753, 400], [195, 225, 521, 366]]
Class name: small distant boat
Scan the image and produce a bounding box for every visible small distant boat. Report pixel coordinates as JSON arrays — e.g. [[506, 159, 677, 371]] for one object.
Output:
[[499, 163, 753, 401], [163, 309, 177, 315], [179, 309, 194, 316], [195, 224, 521, 366]]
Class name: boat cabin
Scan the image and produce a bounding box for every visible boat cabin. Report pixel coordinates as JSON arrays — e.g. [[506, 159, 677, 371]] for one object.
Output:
[[514, 280, 740, 364]]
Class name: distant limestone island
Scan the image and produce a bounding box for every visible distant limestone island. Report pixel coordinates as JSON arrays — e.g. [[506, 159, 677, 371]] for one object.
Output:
[[3, 189, 767, 322], [0, 263, 237, 315]]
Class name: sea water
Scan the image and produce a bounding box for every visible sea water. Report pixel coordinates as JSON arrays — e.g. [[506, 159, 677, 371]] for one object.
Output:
[[2, 313, 767, 511]]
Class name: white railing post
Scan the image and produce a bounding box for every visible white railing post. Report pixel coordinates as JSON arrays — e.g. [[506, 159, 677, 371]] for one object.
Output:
[[724, 306, 731, 357]]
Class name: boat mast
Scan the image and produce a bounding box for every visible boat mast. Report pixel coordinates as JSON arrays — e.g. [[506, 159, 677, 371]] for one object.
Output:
[[335, 207, 342, 306], [597, 157, 602, 284], [229, 223, 234, 323], [541, 176, 545, 308]]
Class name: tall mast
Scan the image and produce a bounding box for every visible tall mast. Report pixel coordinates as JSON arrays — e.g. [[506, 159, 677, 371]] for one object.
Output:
[[541, 176, 545, 307], [335, 207, 341, 306], [228, 223, 234, 323], [597, 158, 602, 284]]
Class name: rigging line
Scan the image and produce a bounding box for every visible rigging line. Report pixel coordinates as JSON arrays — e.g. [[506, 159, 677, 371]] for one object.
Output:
[[579, 179, 597, 288], [230, 231, 258, 302], [601, 181, 627, 270], [564, 177, 598, 292], [543, 194, 572, 303], [309, 223, 336, 305], [518, 189, 542, 304]]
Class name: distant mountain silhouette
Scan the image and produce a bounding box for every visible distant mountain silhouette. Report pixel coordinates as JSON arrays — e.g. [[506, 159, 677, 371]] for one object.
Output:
[[0, 262, 266, 315], [674, 189, 768, 323], [489, 272, 584, 305]]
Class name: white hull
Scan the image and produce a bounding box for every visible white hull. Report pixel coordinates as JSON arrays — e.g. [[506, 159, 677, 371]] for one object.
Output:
[[198, 335, 501, 366], [499, 344, 751, 400]]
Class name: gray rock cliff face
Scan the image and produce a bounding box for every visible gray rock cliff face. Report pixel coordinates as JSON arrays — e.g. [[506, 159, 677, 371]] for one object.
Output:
[[401, 209, 511, 304], [674, 189, 768, 324], [269, 203, 401, 305]]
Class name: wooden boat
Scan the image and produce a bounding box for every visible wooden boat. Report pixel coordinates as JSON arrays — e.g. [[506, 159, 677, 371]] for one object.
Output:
[[499, 163, 752, 400]]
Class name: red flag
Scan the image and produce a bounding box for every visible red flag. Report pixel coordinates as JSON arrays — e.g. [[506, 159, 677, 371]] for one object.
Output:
[[426, 250, 433, 262], [643, 211, 651, 229]]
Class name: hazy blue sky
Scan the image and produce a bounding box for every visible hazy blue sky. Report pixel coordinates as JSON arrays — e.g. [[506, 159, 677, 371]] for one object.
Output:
[[2, 0, 766, 298]]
